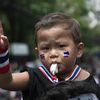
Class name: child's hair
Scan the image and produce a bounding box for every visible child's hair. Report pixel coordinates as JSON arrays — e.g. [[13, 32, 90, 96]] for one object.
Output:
[[34, 12, 82, 46]]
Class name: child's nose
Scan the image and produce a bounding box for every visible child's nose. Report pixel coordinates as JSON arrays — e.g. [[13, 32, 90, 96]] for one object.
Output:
[[50, 49, 59, 59]]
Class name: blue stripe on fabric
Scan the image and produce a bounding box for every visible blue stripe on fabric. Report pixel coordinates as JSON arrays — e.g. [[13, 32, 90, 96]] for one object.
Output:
[[69, 65, 80, 80], [41, 65, 52, 78], [0, 53, 9, 63]]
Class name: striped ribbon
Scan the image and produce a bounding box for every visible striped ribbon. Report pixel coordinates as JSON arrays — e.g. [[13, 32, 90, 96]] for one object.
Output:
[[38, 65, 58, 83], [38, 65, 81, 83], [0, 50, 10, 73], [65, 65, 81, 81]]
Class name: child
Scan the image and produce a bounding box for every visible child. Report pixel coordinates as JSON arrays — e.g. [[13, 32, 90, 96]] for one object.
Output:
[[0, 12, 100, 100]]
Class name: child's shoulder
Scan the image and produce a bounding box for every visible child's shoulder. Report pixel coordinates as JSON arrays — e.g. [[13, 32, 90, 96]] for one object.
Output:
[[75, 69, 90, 81]]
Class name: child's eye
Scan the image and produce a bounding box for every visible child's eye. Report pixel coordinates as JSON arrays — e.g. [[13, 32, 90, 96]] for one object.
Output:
[[59, 44, 66, 48], [42, 47, 49, 51]]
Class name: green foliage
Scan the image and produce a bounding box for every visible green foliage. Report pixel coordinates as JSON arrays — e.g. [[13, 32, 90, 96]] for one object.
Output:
[[0, 0, 100, 56]]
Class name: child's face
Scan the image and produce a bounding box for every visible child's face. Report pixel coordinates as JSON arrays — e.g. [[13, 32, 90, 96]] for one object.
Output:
[[36, 26, 84, 75]]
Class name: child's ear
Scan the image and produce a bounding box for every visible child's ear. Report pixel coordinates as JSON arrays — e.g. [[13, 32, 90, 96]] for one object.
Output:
[[34, 47, 39, 57], [35, 47, 38, 51], [34, 47, 38, 53], [77, 42, 84, 58]]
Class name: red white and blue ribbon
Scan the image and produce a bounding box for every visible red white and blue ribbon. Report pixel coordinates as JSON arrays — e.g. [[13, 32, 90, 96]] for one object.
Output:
[[38, 65, 58, 83], [38, 64, 81, 83], [65, 65, 81, 81]]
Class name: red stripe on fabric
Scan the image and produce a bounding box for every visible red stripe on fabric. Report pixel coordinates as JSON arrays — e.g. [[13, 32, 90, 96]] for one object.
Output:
[[0, 64, 10, 73], [38, 67, 49, 79], [0, 48, 8, 54]]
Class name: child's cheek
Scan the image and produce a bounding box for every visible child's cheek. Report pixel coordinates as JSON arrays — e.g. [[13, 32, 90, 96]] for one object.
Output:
[[39, 53, 48, 63], [60, 50, 70, 63], [39, 53, 45, 59], [39, 53, 45, 64]]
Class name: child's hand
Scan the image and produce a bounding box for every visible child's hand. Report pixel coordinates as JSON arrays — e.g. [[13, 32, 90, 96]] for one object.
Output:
[[0, 21, 9, 53]]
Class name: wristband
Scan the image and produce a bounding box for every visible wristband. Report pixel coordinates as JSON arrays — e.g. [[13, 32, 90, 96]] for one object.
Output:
[[0, 50, 10, 73], [0, 47, 8, 54]]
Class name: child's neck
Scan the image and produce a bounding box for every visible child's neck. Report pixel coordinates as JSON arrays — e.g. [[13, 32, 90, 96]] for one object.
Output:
[[57, 65, 81, 81], [57, 66, 90, 81]]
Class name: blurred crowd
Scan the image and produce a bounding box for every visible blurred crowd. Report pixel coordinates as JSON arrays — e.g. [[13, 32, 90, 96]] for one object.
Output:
[[0, 89, 22, 100]]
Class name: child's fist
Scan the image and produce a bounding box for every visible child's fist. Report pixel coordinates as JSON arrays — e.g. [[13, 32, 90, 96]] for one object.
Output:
[[0, 21, 9, 53]]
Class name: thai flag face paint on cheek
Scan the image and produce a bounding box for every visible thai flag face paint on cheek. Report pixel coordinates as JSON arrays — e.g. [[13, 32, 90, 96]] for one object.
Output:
[[63, 51, 69, 57], [40, 54, 45, 59]]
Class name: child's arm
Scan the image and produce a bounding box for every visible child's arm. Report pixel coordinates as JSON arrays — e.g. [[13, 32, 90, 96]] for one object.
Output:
[[0, 21, 29, 91]]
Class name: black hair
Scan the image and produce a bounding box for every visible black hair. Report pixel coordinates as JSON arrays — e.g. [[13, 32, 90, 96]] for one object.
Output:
[[38, 80, 100, 100], [34, 12, 82, 47]]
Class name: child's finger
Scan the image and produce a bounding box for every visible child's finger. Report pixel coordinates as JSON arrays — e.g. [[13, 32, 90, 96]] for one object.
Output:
[[0, 35, 9, 51], [0, 21, 4, 35], [1, 35, 8, 42]]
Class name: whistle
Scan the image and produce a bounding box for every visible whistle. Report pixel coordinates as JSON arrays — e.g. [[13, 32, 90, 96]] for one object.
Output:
[[50, 63, 58, 75]]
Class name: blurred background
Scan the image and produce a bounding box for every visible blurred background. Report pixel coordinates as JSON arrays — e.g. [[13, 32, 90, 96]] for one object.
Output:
[[0, 0, 100, 99]]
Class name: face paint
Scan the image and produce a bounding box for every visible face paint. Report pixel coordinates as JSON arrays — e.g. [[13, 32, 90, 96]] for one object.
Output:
[[39, 53, 45, 59], [63, 51, 69, 57]]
